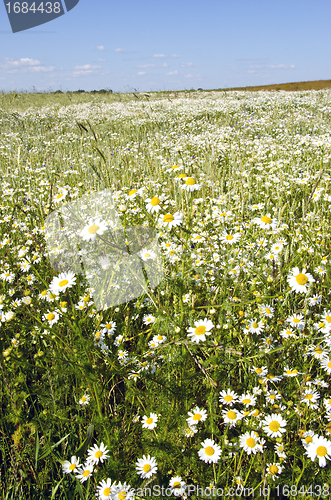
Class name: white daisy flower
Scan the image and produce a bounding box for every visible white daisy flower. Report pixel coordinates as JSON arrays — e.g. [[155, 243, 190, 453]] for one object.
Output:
[[42, 310, 60, 327], [266, 463, 283, 480], [75, 461, 94, 483], [79, 394, 90, 406], [145, 196, 163, 213], [96, 478, 117, 499], [252, 214, 277, 230], [49, 271, 76, 294], [261, 414, 287, 438], [305, 435, 331, 467], [143, 314, 156, 325], [219, 389, 239, 406], [239, 431, 263, 455], [158, 212, 184, 230], [136, 455, 157, 479], [187, 318, 214, 343], [198, 438, 221, 463], [180, 177, 201, 192], [62, 456, 80, 474], [87, 442, 109, 465], [79, 218, 108, 241], [141, 413, 158, 430], [169, 476, 187, 497], [139, 249, 157, 261], [187, 406, 208, 427], [287, 267, 315, 293], [222, 408, 244, 428]]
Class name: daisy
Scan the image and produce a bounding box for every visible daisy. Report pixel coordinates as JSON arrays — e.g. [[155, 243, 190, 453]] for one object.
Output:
[[219, 232, 241, 245], [320, 310, 331, 331], [49, 271, 76, 294], [136, 455, 157, 479], [75, 462, 94, 483], [101, 321, 117, 335], [79, 218, 108, 242], [239, 431, 263, 455], [305, 435, 331, 467], [143, 314, 156, 325], [261, 414, 287, 438], [219, 389, 239, 406], [187, 406, 208, 426], [187, 318, 214, 343], [246, 319, 265, 335], [183, 425, 198, 437], [42, 310, 60, 327], [180, 177, 201, 192], [301, 389, 320, 408], [259, 304, 274, 318], [280, 327, 297, 339], [169, 476, 187, 497], [158, 212, 183, 230], [87, 442, 109, 465], [270, 242, 284, 254], [287, 267, 315, 293], [315, 265, 326, 276], [145, 196, 163, 213], [139, 249, 157, 261], [53, 189, 68, 203], [239, 393, 256, 407], [96, 478, 117, 499], [142, 413, 158, 430], [112, 482, 134, 500], [265, 391, 281, 405], [266, 463, 283, 480], [283, 367, 302, 377], [79, 394, 90, 406], [301, 430, 316, 448], [198, 438, 222, 464], [320, 357, 331, 375], [222, 408, 244, 428], [250, 365, 268, 377], [286, 313, 305, 330], [62, 456, 80, 474], [252, 214, 277, 230]]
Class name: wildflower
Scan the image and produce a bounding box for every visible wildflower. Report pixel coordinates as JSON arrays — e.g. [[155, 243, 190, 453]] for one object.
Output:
[[112, 482, 134, 500], [220, 231, 241, 245], [49, 271, 76, 294], [62, 456, 80, 474], [142, 413, 158, 430], [239, 393, 256, 407], [286, 313, 305, 330], [187, 406, 208, 426], [270, 242, 284, 254], [145, 196, 163, 213], [158, 212, 183, 229], [169, 476, 187, 497], [247, 319, 265, 335], [180, 177, 201, 191], [187, 318, 214, 343], [96, 478, 117, 499], [143, 314, 156, 325], [222, 408, 244, 428], [42, 310, 60, 327], [261, 414, 287, 438], [266, 463, 283, 480], [305, 435, 331, 467], [259, 304, 274, 318], [252, 214, 277, 230], [53, 189, 68, 203], [136, 455, 157, 479], [79, 218, 108, 241], [287, 267, 315, 293], [301, 389, 320, 409], [79, 394, 90, 406], [219, 389, 239, 406], [320, 357, 331, 375], [139, 249, 157, 261], [87, 442, 109, 465], [75, 461, 94, 483], [198, 438, 221, 464], [239, 431, 263, 455]]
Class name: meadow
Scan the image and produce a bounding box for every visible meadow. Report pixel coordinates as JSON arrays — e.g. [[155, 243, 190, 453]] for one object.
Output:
[[1, 88, 331, 499]]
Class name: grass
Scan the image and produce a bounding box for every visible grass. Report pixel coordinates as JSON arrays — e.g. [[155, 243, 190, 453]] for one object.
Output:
[[0, 88, 331, 499]]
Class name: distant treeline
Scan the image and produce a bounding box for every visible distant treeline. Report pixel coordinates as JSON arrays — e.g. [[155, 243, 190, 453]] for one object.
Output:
[[52, 89, 113, 94]]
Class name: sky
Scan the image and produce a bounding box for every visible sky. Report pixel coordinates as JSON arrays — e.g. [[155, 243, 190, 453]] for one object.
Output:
[[0, 0, 331, 93]]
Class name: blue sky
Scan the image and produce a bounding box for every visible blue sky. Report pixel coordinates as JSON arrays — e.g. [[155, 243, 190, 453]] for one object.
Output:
[[1, 0, 331, 93]]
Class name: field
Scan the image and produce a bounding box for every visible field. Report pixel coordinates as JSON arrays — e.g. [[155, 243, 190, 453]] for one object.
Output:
[[1, 87, 331, 499]]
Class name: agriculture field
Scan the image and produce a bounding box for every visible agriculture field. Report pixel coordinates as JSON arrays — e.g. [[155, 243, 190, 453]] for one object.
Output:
[[1, 89, 331, 499]]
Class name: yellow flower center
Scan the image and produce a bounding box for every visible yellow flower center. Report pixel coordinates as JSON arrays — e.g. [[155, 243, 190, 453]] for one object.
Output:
[[163, 214, 174, 223], [305, 436, 313, 443], [143, 464, 151, 472], [61, 301, 67, 308], [178, 173, 187, 178], [224, 395, 233, 402], [129, 189, 137, 196], [118, 491, 127, 500], [151, 197, 160, 206], [252, 409, 260, 416], [326, 316, 331, 323], [242, 398, 251, 405], [193, 414, 202, 421], [295, 273, 308, 285], [185, 177, 195, 185], [59, 279, 69, 287], [173, 482, 181, 488], [146, 417, 153, 425], [41, 290, 48, 296], [205, 446, 215, 456], [95, 451, 102, 458], [171, 165, 180, 170], [265, 308, 271, 314], [269, 421, 280, 432], [246, 438, 256, 448], [269, 465, 278, 475], [261, 216, 271, 224], [88, 224, 100, 234], [255, 368, 262, 374], [315, 347, 323, 354], [252, 322, 258, 328], [81, 396, 86, 402], [103, 488, 111, 496], [226, 235, 233, 240], [83, 470, 90, 477], [47, 313, 55, 321], [293, 318, 300, 323], [269, 394, 276, 400], [69, 463, 76, 471], [227, 411, 237, 420], [305, 394, 313, 400], [195, 326, 206, 336], [316, 446, 327, 457]]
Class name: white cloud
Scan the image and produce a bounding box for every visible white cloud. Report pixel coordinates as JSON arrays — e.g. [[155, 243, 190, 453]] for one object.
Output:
[[98, 58, 106, 62], [170, 54, 180, 58], [167, 70, 178, 75], [267, 64, 296, 69], [137, 64, 155, 68], [162, 63, 169, 67], [114, 48, 125, 52], [153, 54, 167, 58], [184, 74, 193, 78], [181, 62, 195, 67], [0, 58, 54, 73], [137, 71, 146, 75], [72, 64, 101, 77], [97, 45, 105, 51]]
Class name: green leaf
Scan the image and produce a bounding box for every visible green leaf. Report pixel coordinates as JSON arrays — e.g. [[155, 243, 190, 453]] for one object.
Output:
[[75, 425, 94, 459], [34, 432, 39, 471], [38, 432, 71, 461]]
